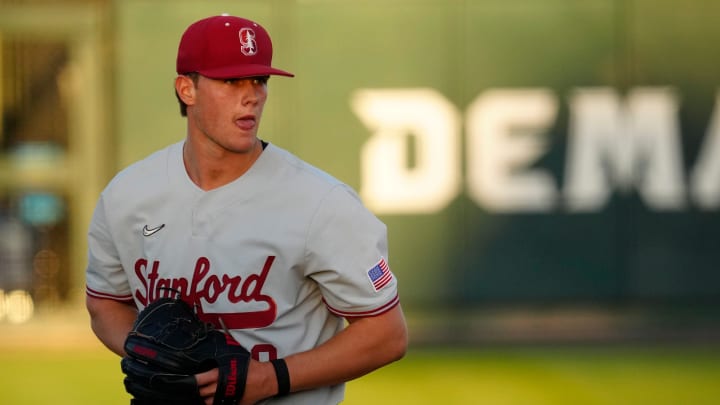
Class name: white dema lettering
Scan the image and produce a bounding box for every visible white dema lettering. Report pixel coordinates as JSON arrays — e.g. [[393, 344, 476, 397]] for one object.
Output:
[[352, 86, 720, 214]]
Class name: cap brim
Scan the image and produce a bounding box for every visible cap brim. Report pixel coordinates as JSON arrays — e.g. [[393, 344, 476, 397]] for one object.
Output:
[[196, 64, 294, 79]]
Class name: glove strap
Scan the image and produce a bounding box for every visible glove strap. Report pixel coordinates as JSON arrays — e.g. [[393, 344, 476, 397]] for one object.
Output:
[[214, 353, 249, 405], [271, 358, 291, 397]]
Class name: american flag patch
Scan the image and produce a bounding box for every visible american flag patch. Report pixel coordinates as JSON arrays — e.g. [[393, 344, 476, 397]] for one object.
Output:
[[367, 258, 393, 292]]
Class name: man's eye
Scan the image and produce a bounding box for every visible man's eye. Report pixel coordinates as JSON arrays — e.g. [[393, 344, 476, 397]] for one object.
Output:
[[223, 77, 267, 85]]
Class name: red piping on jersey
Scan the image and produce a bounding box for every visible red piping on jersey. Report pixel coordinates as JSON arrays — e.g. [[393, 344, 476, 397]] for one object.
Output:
[[323, 293, 400, 318], [86, 285, 134, 302]]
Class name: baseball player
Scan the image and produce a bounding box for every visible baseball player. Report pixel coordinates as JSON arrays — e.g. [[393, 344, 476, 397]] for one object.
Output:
[[85, 14, 407, 405]]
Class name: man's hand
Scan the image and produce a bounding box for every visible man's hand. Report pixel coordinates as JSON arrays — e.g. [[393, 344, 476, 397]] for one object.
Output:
[[196, 360, 277, 405], [196, 368, 218, 405]]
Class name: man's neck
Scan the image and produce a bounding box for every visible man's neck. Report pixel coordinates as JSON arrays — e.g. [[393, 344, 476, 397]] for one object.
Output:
[[182, 139, 263, 191]]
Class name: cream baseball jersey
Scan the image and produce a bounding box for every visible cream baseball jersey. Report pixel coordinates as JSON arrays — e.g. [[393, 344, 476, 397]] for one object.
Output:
[[85, 141, 399, 404]]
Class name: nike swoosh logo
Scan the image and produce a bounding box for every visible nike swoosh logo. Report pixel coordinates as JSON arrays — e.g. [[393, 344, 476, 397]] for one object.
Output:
[[142, 224, 165, 237]]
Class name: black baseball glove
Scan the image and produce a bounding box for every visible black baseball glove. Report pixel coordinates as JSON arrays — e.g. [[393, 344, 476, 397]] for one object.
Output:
[[121, 295, 250, 405]]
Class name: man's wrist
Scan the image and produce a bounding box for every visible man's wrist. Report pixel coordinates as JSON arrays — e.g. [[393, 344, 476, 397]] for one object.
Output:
[[246, 359, 282, 402]]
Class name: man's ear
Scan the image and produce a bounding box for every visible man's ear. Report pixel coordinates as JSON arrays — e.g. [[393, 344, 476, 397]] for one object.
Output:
[[175, 75, 196, 106]]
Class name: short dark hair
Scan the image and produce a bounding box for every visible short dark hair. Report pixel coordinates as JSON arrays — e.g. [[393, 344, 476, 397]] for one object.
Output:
[[175, 72, 199, 117]]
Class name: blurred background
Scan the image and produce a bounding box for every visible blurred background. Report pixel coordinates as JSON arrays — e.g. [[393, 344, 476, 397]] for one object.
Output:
[[1, 0, 719, 403]]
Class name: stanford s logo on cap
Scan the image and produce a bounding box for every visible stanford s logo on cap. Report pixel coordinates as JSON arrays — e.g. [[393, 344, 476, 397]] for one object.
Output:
[[239, 27, 257, 56]]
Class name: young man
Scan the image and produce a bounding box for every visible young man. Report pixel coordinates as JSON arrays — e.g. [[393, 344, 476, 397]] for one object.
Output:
[[85, 14, 407, 405]]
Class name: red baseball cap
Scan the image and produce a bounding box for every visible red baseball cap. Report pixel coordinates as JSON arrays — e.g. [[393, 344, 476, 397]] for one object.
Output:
[[176, 15, 294, 79]]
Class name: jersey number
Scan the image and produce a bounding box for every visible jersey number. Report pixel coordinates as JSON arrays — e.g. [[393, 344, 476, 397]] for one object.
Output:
[[251, 343, 278, 362]]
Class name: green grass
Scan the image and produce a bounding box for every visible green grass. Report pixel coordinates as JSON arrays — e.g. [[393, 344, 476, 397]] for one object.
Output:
[[346, 346, 720, 405], [1, 345, 719, 404], [0, 348, 130, 404]]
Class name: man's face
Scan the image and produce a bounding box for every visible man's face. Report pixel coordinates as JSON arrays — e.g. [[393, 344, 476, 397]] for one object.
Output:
[[186, 75, 269, 154]]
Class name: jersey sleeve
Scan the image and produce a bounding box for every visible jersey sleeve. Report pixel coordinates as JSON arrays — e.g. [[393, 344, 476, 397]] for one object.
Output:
[[304, 185, 399, 318], [85, 192, 134, 302]]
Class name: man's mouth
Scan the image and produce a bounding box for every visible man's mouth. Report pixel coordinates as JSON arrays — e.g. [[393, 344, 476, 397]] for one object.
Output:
[[236, 115, 256, 130]]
